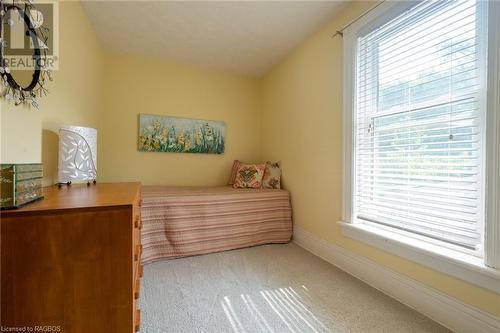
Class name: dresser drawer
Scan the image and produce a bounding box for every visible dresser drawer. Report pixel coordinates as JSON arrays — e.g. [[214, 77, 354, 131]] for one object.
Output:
[[133, 226, 141, 249], [134, 259, 143, 279], [134, 244, 143, 262], [133, 281, 141, 331], [133, 194, 142, 225], [134, 308, 141, 332], [134, 276, 141, 299]]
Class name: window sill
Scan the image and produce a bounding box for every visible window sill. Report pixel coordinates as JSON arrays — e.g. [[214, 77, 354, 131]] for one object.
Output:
[[338, 221, 500, 293]]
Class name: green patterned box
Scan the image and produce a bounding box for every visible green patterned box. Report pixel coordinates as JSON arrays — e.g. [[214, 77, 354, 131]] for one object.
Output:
[[0, 164, 43, 209]]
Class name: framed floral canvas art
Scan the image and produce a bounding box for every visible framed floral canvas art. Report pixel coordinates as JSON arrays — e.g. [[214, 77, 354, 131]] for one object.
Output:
[[138, 114, 225, 154]]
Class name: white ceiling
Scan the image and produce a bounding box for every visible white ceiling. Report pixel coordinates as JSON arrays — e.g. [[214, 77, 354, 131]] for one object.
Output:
[[81, 1, 345, 77]]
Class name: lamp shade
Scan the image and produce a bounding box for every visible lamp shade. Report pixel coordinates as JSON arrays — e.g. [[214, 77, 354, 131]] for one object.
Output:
[[58, 126, 97, 183]]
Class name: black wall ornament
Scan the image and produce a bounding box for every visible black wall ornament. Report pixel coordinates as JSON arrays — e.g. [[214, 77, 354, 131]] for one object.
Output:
[[0, 0, 52, 109]]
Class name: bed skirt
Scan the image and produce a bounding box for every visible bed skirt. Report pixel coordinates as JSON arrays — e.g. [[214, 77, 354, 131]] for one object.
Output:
[[140, 186, 293, 264]]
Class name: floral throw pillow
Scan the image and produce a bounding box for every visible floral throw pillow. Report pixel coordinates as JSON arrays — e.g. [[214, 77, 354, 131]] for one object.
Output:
[[233, 163, 266, 189], [262, 161, 282, 189], [228, 160, 241, 185]]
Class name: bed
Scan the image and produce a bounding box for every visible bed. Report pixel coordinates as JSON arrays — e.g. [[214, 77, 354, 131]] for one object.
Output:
[[140, 186, 292, 264]]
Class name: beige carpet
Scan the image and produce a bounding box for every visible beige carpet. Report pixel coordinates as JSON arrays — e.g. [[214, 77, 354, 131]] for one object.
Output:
[[139, 243, 450, 333]]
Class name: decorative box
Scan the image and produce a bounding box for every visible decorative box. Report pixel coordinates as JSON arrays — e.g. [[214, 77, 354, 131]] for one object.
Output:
[[0, 164, 43, 209]]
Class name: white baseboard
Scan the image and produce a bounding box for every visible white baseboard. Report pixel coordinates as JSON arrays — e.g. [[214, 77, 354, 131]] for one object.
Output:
[[293, 226, 500, 333]]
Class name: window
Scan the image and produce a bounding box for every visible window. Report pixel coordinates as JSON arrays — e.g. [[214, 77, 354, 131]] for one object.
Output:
[[341, 0, 500, 290], [355, 0, 486, 254]]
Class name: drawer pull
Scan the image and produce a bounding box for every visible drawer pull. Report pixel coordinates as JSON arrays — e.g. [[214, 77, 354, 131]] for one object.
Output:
[[134, 215, 141, 228]]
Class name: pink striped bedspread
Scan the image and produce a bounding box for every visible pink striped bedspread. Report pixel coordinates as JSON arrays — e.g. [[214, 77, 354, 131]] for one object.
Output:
[[140, 186, 293, 264]]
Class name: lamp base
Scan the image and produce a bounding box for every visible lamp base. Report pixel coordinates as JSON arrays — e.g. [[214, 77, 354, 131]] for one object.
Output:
[[57, 180, 96, 188], [57, 181, 72, 189]]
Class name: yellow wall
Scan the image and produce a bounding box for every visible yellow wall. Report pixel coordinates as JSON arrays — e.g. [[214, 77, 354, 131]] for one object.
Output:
[[99, 53, 261, 186], [260, 1, 500, 317], [1, 1, 261, 187], [0, 0, 104, 186]]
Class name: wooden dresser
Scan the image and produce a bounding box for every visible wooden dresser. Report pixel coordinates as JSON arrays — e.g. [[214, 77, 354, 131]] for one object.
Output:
[[0, 182, 143, 333]]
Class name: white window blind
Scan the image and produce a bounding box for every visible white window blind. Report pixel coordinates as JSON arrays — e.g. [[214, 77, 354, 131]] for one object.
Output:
[[354, 0, 487, 251]]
